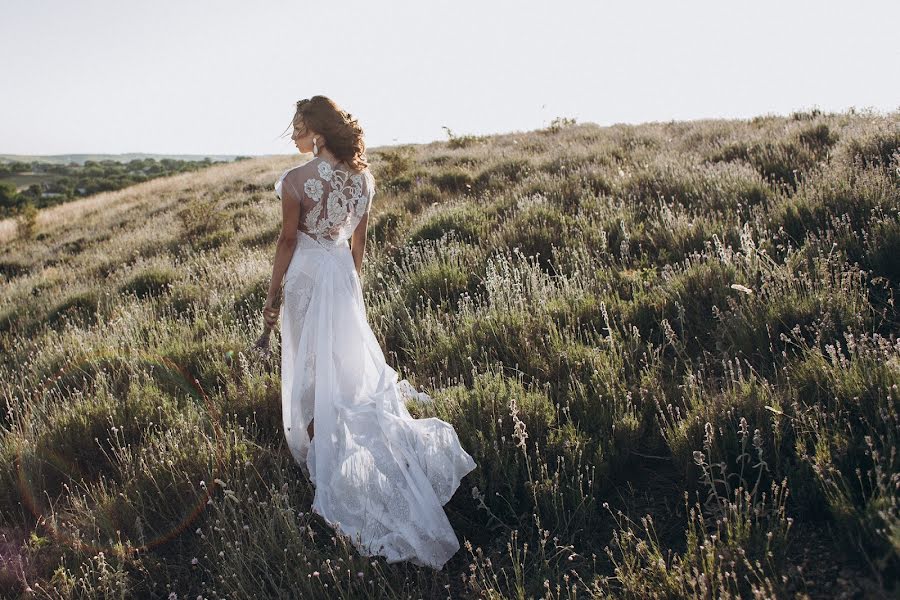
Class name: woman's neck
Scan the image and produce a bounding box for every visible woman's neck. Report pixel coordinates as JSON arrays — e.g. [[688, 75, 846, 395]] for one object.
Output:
[[317, 147, 339, 164], [318, 149, 355, 172]]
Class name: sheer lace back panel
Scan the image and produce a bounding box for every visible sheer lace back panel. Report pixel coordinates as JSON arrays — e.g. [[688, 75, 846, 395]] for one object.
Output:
[[276, 157, 375, 246]]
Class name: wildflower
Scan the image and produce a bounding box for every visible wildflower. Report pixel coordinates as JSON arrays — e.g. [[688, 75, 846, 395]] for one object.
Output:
[[509, 398, 529, 449], [191, 557, 199, 565], [312, 571, 320, 577]]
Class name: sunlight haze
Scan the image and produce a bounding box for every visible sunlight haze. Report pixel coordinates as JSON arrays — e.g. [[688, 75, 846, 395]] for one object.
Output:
[[2, 0, 898, 155]]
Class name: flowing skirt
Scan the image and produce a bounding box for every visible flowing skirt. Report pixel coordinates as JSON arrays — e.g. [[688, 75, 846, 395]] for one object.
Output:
[[280, 231, 478, 570]]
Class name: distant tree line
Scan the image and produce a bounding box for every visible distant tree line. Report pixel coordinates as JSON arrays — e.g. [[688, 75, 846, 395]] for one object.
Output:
[[0, 157, 229, 218]]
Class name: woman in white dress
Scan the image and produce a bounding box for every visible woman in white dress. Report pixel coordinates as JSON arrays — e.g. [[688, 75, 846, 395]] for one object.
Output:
[[261, 96, 477, 570]]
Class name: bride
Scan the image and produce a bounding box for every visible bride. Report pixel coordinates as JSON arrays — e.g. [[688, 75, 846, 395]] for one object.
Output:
[[261, 95, 477, 570]]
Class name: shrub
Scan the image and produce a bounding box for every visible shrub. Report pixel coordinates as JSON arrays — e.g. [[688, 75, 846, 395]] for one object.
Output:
[[401, 259, 472, 311], [119, 266, 177, 299], [5, 376, 181, 511], [797, 122, 839, 157], [715, 256, 870, 371], [372, 145, 416, 182], [657, 373, 782, 483], [437, 369, 557, 525], [627, 259, 739, 353], [408, 202, 489, 244], [599, 480, 792, 599], [430, 168, 475, 194], [0, 257, 30, 279], [403, 182, 442, 214], [15, 202, 39, 240], [232, 277, 268, 322], [442, 126, 487, 149], [542, 116, 577, 134], [166, 281, 204, 318], [368, 206, 409, 246], [496, 203, 569, 272], [836, 122, 900, 171], [475, 159, 533, 191], [774, 160, 896, 244], [623, 160, 772, 216], [177, 191, 231, 251], [709, 139, 820, 192], [46, 289, 104, 329], [863, 215, 900, 285], [789, 335, 900, 580]]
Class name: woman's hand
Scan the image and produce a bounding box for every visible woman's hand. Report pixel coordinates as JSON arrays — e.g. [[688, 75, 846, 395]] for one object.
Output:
[[263, 290, 282, 329], [262, 302, 279, 329]]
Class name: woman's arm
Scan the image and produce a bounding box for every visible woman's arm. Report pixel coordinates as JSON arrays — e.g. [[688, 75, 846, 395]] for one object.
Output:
[[264, 177, 302, 319], [350, 212, 369, 276], [266, 236, 297, 302]]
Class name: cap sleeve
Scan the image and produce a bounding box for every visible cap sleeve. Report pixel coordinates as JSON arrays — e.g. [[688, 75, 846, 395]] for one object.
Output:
[[274, 167, 291, 200], [275, 166, 303, 202]]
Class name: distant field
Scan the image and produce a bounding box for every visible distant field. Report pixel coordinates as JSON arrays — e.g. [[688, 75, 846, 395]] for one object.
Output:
[[0, 152, 255, 165], [0, 109, 897, 598], [2, 172, 61, 192], [0, 156, 251, 217]]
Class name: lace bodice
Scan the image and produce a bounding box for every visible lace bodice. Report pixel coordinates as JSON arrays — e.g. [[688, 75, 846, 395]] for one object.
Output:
[[275, 157, 375, 245]]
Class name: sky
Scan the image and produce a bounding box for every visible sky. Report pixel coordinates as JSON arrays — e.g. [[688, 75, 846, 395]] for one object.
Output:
[[2, 0, 898, 157]]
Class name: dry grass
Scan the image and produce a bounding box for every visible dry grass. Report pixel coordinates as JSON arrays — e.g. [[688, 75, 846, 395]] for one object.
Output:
[[0, 109, 898, 598]]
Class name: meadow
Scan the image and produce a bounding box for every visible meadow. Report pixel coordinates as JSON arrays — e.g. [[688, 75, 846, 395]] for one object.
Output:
[[0, 108, 897, 599]]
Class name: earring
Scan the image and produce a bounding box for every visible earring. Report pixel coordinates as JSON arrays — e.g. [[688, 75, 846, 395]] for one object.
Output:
[[313, 137, 318, 156]]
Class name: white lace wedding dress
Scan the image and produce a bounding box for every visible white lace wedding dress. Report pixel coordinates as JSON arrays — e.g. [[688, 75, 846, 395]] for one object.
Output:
[[274, 156, 477, 570]]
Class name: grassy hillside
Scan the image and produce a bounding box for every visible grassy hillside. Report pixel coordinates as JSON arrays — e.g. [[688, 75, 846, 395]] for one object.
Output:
[[0, 108, 898, 599]]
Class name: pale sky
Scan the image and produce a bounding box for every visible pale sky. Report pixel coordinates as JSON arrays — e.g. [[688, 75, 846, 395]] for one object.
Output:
[[2, 0, 898, 156]]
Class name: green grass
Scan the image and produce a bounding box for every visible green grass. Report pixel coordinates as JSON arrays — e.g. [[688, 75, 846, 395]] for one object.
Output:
[[0, 108, 898, 598]]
